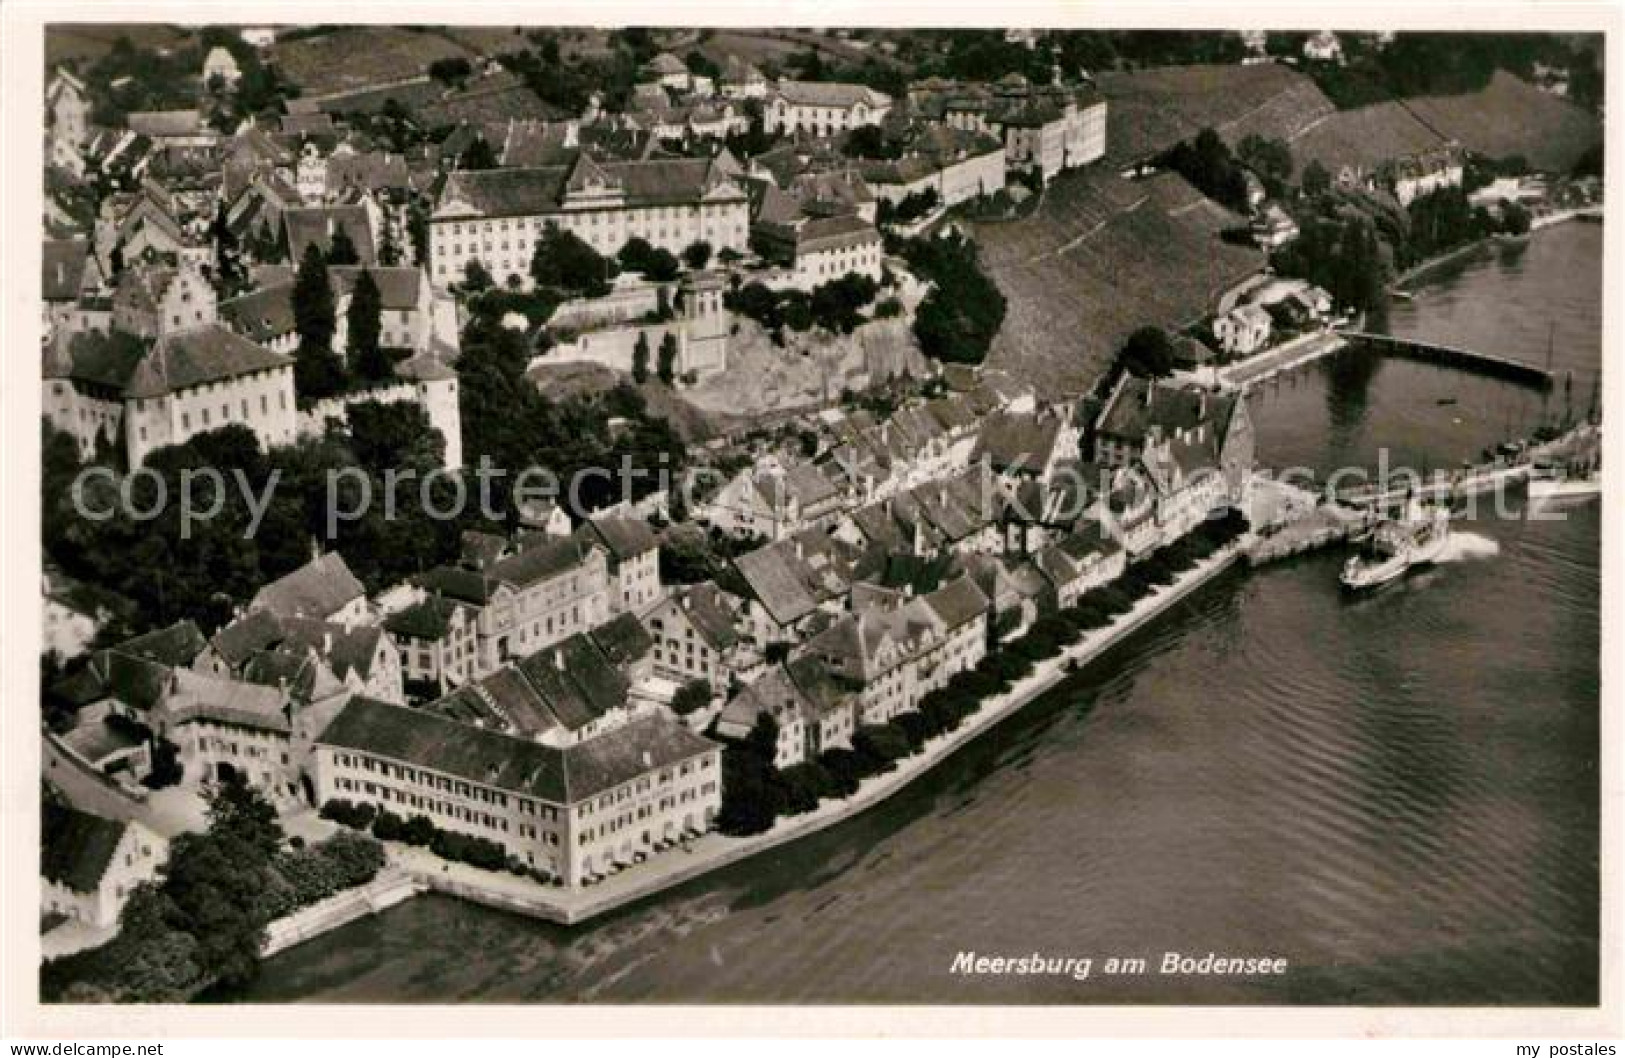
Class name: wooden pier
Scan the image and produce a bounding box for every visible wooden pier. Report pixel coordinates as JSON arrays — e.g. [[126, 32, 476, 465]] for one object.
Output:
[[1339, 331, 1554, 389]]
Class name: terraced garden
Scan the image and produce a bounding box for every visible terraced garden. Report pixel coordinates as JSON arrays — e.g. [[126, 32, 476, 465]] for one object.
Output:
[[1288, 70, 1602, 176], [971, 169, 1263, 394], [271, 26, 474, 99], [1407, 71, 1602, 172], [1096, 63, 1337, 167]]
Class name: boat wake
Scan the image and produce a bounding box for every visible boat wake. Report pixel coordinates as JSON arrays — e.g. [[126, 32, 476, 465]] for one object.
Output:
[[1436, 532, 1501, 563]]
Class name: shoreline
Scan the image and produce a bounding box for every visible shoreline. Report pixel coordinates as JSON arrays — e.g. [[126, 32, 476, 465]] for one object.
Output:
[[1392, 205, 1602, 289], [262, 540, 1249, 946]]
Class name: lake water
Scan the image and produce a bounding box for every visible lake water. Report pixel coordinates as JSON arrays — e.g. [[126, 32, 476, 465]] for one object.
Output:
[[238, 222, 1602, 1006]]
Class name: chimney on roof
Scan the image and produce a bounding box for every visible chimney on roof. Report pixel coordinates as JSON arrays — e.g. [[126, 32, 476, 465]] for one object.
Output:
[[322, 630, 332, 653], [554, 650, 565, 671], [642, 751, 653, 768], [1143, 382, 1154, 408]]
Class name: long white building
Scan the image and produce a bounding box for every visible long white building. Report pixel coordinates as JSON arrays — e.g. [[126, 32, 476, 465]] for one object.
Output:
[[428, 153, 750, 291], [312, 696, 722, 886]]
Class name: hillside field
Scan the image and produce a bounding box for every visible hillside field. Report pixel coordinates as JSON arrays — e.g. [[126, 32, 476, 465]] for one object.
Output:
[[1096, 63, 1337, 167], [971, 169, 1263, 394]]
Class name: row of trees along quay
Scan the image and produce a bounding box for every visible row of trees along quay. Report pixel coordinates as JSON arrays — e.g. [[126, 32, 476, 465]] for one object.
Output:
[[713, 512, 1250, 835]]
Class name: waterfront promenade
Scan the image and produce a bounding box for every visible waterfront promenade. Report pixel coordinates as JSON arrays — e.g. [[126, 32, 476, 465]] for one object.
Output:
[[274, 540, 1249, 935], [1217, 329, 1348, 389]]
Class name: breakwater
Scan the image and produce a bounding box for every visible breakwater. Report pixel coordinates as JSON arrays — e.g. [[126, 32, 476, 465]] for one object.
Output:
[[1339, 331, 1554, 388]]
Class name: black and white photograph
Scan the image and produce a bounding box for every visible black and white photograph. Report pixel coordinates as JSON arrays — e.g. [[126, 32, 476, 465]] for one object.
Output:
[[2, 3, 1618, 1042]]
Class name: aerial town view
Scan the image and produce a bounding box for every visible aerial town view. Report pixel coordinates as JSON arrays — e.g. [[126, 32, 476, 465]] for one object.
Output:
[[28, 22, 1604, 1010]]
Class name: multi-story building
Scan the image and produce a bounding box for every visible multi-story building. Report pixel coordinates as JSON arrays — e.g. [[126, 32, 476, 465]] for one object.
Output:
[[312, 697, 722, 886], [643, 582, 746, 694], [41, 801, 168, 930], [417, 535, 614, 677], [859, 128, 1008, 208], [1212, 302, 1273, 357], [428, 153, 750, 290], [576, 516, 661, 615], [752, 209, 885, 293], [1381, 145, 1465, 207], [718, 56, 768, 100], [383, 594, 479, 692], [714, 663, 811, 768], [43, 323, 297, 467], [110, 266, 215, 339], [219, 265, 439, 357], [250, 552, 371, 626], [422, 614, 654, 749], [798, 575, 989, 727], [283, 203, 379, 266], [704, 459, 846, 541], [45, 69, 91, 177], [728, 531, 862, 649], [198, 606, 405, 707], [763, 81, 891, 137], [150, 667, 295, 793], [42, 238, 108, 342], [1091, 376, 1255, 550], [1034, 520, 1127, 610], [925, 77, 1107, 182]]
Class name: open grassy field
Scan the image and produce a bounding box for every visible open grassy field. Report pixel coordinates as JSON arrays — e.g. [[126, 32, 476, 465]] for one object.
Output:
[[426, 26, 533, 59], [1096, 63, 1337, 167], [1289, 71, 1601, 176], [1287, 100, 1443, 176], [972, 169, 1263, 394], [270, 26, 474, 99], [46, 23, 194, 67], [1406, 71, 1601, 172], [697, 29, 902, 77]]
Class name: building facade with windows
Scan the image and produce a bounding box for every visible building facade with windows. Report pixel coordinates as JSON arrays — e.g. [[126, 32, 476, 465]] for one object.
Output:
[[43, 324, 297, 467], [41, 803, 169, 930], [416, 537, 614, 677], [428, 154, 749, 290], [763, 81, 891, 137], [312, 697, 722, 886]]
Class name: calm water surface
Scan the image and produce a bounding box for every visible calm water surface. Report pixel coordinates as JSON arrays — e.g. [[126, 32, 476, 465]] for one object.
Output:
[[240, 223, 1602, 1005]]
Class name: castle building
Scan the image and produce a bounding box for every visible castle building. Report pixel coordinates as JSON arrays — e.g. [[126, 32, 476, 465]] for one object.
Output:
[[44, 323, 296, 467]]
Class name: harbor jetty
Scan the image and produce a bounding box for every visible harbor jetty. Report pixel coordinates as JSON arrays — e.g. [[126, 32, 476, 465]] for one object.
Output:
[[1217, 327, 1557, 394], [1245, 420, 1600, 568], [1339, 332, 1554, 388]]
